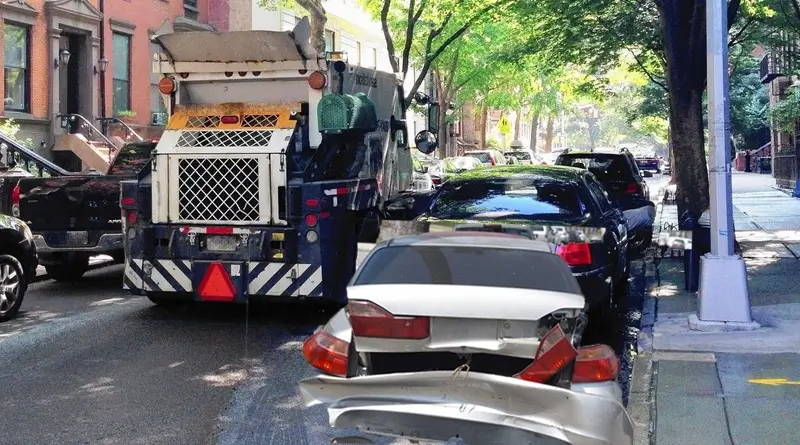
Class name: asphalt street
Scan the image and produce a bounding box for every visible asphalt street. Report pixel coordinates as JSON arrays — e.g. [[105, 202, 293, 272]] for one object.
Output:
[[0, 175, 669, 444]]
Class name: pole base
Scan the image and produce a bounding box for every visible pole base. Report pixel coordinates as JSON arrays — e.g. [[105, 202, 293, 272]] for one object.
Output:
[[697, 254, 753, 323], [688, 314, 761, 332]]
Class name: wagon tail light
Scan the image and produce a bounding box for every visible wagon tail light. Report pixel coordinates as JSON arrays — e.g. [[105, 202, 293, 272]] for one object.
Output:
[[624, 183, 640, 195], [10, 183, 20, 217], [348, 300, 430, 339], [516, 325, 619, 384], [555, 242, 592, 266], [303, 330, 349, 377], [489, 155, 496, 166]]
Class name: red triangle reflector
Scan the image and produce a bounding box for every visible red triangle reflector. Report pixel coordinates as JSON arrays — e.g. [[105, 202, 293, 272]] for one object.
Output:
[[197, 262, 236, 302]]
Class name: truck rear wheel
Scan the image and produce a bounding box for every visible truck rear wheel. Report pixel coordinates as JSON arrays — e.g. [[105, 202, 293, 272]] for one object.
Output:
[[357, 209, 382, 243], [45, 258, 89, 282]]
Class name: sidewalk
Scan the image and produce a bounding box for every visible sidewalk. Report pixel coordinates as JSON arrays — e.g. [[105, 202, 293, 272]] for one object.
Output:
[[631, 173, 800, 445]]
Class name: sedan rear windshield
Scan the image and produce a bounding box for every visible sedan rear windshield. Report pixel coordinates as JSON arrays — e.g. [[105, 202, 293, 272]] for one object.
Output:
[[467, 152, 491, 163], [354, 245, 581, 294], [557, 154, 633, 182], [509, 151, 532, 160], [430, 178, 584, 220]]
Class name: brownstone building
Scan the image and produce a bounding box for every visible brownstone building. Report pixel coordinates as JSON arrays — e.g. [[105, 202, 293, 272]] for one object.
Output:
[[0, 0, 220, 163]]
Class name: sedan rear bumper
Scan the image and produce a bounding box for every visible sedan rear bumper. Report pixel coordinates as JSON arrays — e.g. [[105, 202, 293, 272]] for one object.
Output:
[[299, 371, 633, 445]]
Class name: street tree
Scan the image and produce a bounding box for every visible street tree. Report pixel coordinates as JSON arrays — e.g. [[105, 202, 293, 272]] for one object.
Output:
[[358, 0, 518, 110], [509, 0, 780, 219], [259, 0, 328, 52]]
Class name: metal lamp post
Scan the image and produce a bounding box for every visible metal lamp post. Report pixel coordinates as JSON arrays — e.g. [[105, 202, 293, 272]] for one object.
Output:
[[694, 0, 758, 330]]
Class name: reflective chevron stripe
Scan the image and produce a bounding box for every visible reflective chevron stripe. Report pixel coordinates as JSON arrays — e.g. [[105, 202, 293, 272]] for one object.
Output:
[[247, 263, 323, 297], [125, 258, 323, 298]]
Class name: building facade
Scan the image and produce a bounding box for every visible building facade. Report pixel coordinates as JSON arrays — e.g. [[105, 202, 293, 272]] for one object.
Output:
[[0, 0, 217, 157]]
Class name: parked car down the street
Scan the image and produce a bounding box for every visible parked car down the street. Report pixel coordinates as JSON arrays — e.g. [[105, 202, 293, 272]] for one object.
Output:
[[298, 231, 633, 445], [414, 165, 630, 321], [464, 149, 508, 167], [0, 213, 37, 322]]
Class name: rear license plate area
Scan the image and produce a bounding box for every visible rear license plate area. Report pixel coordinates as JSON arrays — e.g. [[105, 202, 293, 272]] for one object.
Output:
[[201, 235, 240, 252], [64, 231, 89, 246], [431, 317, 499, 341]]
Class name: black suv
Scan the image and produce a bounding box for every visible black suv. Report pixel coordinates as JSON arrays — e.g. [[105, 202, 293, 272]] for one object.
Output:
[[555, 150, 650, 200], [555, 150, 653, 253]]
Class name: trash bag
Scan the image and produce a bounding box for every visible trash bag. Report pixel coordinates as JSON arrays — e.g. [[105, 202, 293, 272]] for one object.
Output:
[[623, 206, 656, 231]]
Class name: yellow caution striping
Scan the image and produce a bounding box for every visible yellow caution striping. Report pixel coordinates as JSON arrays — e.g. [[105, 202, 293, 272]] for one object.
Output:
[[748, 378, 800, 386], [167, 103, 300, 130]]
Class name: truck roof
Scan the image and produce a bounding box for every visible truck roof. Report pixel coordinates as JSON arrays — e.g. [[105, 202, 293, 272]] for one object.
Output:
[[151, 17, 318, 68]]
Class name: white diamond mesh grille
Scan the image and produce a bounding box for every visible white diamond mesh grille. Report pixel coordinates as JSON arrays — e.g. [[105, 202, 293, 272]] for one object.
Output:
[[242, 115, 279, 127], [186, 116, 221, 128], [178, 157, 261, 222], [175, 130, 273, 148]]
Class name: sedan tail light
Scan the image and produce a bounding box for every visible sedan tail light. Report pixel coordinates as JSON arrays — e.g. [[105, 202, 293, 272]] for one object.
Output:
[[516, 326, 620, 384], [348, 300, 430, 339], [302, 330, 349, 377], [572, 344, 620, 383], [10, 183, 20, 217], [555, 242, 592, 266], [431, 176, 441, 185]]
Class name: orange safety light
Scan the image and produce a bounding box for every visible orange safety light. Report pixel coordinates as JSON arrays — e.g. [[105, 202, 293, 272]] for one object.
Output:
[[308, 71, 327, 90], [197, 262, 236, 302], [158, 77, 176, 95]]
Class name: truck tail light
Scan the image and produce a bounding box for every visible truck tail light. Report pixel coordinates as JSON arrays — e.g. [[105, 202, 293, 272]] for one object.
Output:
[[348, 300, 430, 339], [302, 330, 349, 377], [555, 242, 592, 266], [11, 184, 20, 217], [221, 115, 239, 124]]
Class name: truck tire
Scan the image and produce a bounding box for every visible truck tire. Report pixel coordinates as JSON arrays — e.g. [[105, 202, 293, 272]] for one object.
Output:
[[357, 209, 382, 243], [45, 259, 89, 282]]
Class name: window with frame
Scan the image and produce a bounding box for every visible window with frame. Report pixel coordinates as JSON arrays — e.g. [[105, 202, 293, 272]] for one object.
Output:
[[361, 45, 376, 68], [4, 22, 30, 112], [112, 32, 131, 116], [324, 29, 335, 52], [281, 13, 300, 31], [340, 35, 360, 65]]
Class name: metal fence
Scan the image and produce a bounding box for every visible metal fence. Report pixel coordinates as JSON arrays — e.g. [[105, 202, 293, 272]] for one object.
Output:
[[773, 154, 796, 188]]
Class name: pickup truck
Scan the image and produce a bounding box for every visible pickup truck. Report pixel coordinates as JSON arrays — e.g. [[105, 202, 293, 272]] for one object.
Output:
[[4, 140, 156, 281]]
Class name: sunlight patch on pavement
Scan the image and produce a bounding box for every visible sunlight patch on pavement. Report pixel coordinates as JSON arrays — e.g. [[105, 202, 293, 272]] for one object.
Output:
[[168, 361, 184, 368], [196, 363, 249, 387], [90, 297, 127, 306], [276, 340, 303, 351]]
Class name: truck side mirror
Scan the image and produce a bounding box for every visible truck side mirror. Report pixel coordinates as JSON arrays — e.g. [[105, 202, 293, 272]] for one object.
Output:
[[415, 130, 438, 155], [427, 102, 440, 134]]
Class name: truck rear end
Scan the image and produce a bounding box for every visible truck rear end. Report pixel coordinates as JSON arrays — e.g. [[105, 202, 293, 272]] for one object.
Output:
[[123, 19, 413, 306]]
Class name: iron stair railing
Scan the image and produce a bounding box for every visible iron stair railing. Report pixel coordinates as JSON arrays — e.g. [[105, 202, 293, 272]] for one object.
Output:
[[0, 131, 68, 177]]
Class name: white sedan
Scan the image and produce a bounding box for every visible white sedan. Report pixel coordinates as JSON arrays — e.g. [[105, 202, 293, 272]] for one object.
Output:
[[299, 231, 634, 445]]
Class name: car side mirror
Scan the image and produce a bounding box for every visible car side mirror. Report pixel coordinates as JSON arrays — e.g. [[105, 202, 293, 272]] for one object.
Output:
[[415, 130, 438, 155]]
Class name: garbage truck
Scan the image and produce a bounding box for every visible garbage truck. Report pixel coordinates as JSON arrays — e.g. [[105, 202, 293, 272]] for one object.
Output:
[[121, 18, 434, 306]]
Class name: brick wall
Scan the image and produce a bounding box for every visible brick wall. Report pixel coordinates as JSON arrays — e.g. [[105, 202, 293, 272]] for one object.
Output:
[[0, 0, 215, 150]]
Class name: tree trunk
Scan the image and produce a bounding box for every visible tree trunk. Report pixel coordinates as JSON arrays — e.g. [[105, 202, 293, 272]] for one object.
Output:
[[514, 108, 522, 141], [296, 0, 328, 53], [669, 87, 709, 221], [544, 115, 554, 153], [479, 102, 488, 148], [530, 112, 540, 152]]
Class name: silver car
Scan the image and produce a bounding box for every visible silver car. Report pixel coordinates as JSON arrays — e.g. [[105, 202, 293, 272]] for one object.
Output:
[[299, 232, 634, 445]]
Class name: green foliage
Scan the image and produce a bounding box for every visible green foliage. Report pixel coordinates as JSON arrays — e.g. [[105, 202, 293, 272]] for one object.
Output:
[[485, 137, 501, 148], [769, 88, 800, 134], [0, 118, 32, 148]]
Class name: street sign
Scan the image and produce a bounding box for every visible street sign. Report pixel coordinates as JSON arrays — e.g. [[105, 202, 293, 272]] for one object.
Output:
[[748, 378, 800, 386], [497, 116, 511, 135]]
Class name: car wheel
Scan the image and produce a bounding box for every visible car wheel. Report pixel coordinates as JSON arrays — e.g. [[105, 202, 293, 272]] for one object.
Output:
[[0, 254, 26, 322], [45, 258, 89, 282]]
